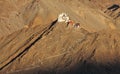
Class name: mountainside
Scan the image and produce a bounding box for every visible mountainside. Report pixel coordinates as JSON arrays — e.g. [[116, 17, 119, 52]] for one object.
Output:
[[0, 0, 120, 74]]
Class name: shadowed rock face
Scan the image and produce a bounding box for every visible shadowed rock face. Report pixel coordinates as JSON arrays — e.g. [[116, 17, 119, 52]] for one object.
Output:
[[0, 0, 120, 74]]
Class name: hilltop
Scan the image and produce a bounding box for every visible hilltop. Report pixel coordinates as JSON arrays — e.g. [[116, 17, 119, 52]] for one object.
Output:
[[0, 0, 120, 74]]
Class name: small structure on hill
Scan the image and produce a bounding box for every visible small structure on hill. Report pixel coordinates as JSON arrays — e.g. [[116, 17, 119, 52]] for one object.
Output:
[[57, 13, 80, 28], [74, 23, 80, 28], [57, 13, 70, 23]]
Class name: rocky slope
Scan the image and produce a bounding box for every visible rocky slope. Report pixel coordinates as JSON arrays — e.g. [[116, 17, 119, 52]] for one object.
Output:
[[0, 0, 120, 74]]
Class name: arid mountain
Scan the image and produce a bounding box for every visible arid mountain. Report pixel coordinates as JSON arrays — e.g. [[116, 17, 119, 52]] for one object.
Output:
[[0, 0, 120, 74]]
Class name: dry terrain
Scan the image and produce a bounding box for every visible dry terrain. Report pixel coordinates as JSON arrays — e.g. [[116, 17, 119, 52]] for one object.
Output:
[[0, 0, 120, 74]]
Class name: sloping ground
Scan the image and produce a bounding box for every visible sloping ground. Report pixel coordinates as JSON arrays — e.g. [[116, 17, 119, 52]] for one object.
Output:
[[5, 25, 120, 74], [0, 0, 120, 74], [87, 0, 120, 29], [0, 0, 38, 37], [82, 0, 120, 9]]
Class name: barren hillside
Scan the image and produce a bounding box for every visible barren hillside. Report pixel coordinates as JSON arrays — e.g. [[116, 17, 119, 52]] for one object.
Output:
[[0, 0, 120, 74]]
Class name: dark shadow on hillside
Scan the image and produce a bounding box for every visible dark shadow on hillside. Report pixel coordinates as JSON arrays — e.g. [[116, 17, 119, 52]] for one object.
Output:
[[114, 12, 120, 19], [104, 4, 120, 13], [9, 62, 120, 74], [104, 4, 120, 16], [0, 19, 58, 71]]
